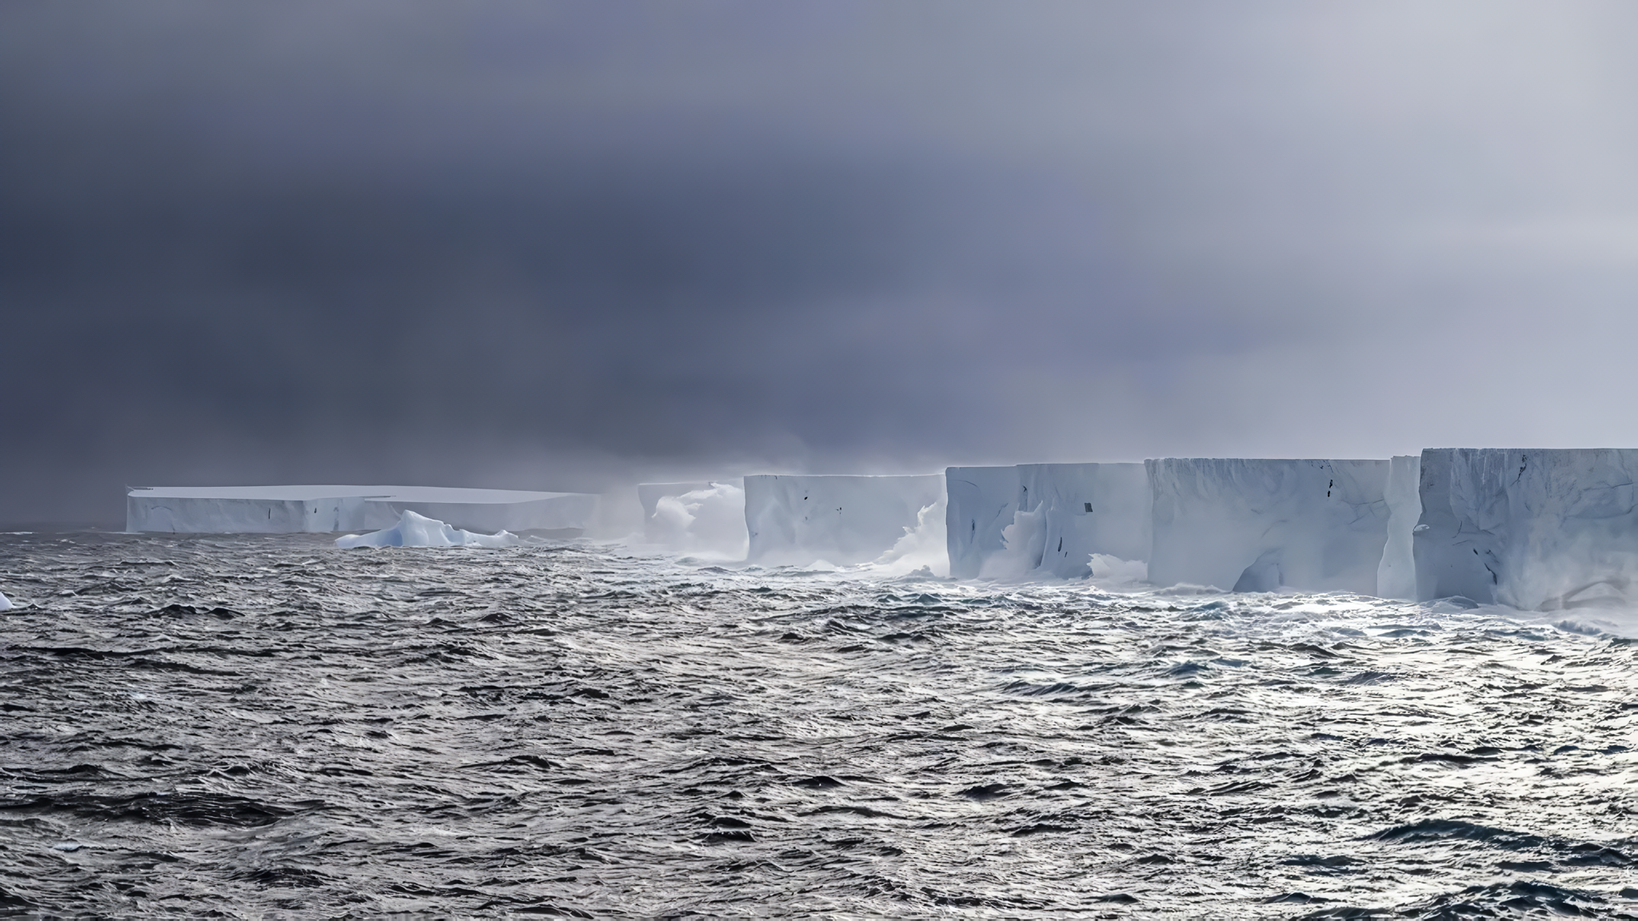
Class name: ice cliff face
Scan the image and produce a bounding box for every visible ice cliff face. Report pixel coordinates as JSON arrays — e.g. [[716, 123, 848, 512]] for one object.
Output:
[[945, 466, 1026, 579], [1375, 455, 1422, 600], [744, 474, 944, 566], [1147, 458, 1392, 594], [1414, 448, 1638, 610], [945, 464, 1150, 580]]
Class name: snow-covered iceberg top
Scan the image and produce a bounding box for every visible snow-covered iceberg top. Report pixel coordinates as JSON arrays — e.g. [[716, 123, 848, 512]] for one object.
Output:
[[335, 510, 518, 549]]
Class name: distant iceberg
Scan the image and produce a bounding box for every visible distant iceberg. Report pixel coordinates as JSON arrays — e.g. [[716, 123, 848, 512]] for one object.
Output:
[[335, 510, 519, 549], [127, 485, 598, 535]]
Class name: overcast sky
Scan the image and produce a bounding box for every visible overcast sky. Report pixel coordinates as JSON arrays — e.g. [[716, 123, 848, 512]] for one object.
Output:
[[6, 1, 1638, 526]]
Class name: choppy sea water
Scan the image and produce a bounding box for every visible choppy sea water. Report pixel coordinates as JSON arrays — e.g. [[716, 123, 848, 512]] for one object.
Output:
[[2, 533, 1637, 918]]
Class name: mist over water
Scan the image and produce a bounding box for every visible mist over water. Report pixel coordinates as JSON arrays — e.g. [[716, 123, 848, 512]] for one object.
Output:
[[3, 532, 1637, 917]]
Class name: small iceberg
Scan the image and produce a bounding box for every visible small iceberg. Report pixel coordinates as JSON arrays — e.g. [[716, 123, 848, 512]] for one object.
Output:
[[0, 591, 11, 611], [335, 510, 519, 549]]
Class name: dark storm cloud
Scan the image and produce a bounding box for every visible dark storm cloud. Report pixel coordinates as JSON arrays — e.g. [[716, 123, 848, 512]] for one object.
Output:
[[5, 1, 1638, 526]]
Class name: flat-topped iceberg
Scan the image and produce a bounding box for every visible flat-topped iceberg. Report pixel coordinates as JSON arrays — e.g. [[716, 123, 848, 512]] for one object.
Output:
[[946, 463, 1150, 580], [335, 510, 518, 548], [127, 485, 597, 535], [744, 474, 944, 566], [1148, 458, 1392, 594], [1414, 448, 1638, 610]]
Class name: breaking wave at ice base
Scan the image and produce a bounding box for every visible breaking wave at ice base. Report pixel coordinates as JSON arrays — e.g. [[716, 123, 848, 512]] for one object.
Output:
[[3, 531, 1638, 917]]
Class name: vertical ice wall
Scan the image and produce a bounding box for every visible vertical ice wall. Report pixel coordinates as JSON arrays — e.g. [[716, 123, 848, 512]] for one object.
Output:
[[945, 466, 1022, 578], [944, 463, 1151, 580], [1375, 455, 1422, 599], [744, 474, 944, 566], [1147, 458, 1392, 594], [1413, 448, 1638, 610], [1017, 463, 1151, 579]]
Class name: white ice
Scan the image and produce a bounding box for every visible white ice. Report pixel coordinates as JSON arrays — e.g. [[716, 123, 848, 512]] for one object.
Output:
[[1147, 458, 1393, 595], [1414, 447, 1638, 611], [335, 510, 518, 548], [0, 591, 11, 611], [127, 485, 597, 534], [946, 463, 1150, 581], [744, 474, 945, 567], [1375, 454, 1422, 600]]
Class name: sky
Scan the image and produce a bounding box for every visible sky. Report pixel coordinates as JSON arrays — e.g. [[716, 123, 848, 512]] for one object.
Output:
[[5, 1, 1638, 527]]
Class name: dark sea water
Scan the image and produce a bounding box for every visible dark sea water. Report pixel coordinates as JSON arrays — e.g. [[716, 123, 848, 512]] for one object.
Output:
[[2, 532, 1637, 918]]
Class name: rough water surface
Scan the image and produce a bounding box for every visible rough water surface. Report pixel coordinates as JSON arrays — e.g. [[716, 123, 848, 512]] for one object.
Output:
[[2, 532, 1637, 917]]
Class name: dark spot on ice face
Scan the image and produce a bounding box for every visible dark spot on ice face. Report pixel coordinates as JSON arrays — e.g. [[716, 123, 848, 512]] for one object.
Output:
[[1084, 502, 1093, 513]]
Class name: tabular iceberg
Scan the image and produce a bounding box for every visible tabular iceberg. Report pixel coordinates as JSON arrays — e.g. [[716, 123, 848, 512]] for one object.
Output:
[[127, 485, 597, 535], [1414, 448, 1638, 610], [336, 510, 518, 548], [638, 480, 748, 558], [744, 474, 944, 566], [1147, 458, 1392, 594], [946, 464, 1150, 580]]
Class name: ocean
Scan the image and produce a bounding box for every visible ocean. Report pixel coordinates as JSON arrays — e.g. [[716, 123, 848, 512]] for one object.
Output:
[[2, 532, 1636, 917]]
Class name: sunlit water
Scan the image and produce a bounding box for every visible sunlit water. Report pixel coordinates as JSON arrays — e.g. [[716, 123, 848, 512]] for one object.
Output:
[[2, 532, 1637, 918]]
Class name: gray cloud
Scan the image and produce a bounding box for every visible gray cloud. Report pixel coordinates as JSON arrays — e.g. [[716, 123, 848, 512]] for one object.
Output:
[[5, 1, 1638, 526]]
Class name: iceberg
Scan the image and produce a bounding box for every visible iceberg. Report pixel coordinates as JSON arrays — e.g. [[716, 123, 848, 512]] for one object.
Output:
[[0, 590, 11, 611], [126, 485, 598, 535], [1147, 458, 1392, 594], [744, 474, 944, 566], [639, 480, 748, 558], [946, 463, 1150, 580], [1413, 448, 1638, 610], [335, 510, 518, 548]]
